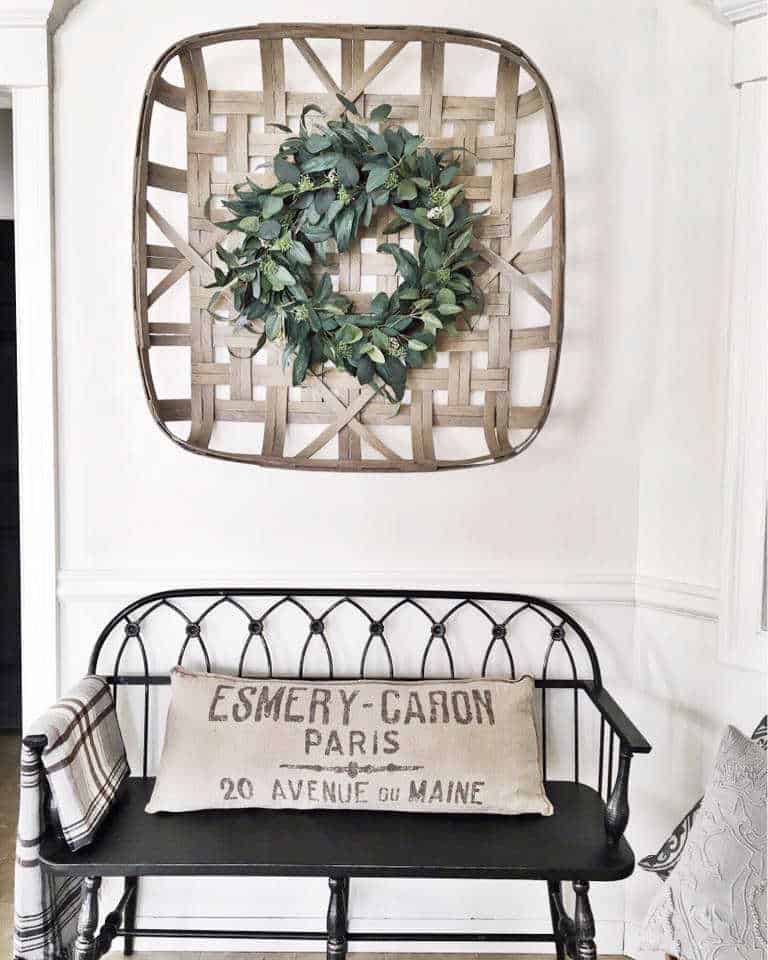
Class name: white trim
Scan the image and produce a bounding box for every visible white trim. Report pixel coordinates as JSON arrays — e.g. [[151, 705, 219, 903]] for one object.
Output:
[[1, 4, 58, 725], [634, 575, 720, 621], [733, 17, 768, 84], [0, 9, 51, 28], [718, 79, 768, 673], [715, 0, 768, 23], [12, 85, 59, 724], [0, 90, 11, 109], [55, 568, 720, 619]]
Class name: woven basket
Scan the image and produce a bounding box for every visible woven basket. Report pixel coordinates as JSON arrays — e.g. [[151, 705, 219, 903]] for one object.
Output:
[[133, 24, 565, 471]]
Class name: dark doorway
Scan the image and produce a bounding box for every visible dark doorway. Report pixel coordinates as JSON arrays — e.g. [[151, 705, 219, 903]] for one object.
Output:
[[0, 220, 20, 730]]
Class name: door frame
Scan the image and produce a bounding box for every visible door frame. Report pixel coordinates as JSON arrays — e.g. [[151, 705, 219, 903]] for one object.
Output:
[[0, 5, 58, 725]]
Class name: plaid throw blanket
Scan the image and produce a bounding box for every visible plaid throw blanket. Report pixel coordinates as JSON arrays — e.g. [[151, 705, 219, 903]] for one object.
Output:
[[14, 677, 129, 960]]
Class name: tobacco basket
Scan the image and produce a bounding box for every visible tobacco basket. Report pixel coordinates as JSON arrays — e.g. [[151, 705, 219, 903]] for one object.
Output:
[[134, 24, 565, 471]]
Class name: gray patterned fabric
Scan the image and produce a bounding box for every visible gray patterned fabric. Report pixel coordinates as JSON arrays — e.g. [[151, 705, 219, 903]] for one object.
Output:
[[14, 677, 129, 960], [640, 715, 767, 881], [641, 725, 767, 960]]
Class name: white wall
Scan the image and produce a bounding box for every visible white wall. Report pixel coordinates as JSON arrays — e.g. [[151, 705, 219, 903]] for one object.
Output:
[[49, 0, 765, 951], [0, 109, 12, 219]]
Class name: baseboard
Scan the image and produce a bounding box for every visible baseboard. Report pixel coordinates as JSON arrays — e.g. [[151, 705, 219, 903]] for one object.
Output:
[[56, 567, 719, 619]]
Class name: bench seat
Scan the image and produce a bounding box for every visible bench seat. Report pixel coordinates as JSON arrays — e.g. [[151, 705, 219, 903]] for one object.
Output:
[[40, 777, 634, 882]]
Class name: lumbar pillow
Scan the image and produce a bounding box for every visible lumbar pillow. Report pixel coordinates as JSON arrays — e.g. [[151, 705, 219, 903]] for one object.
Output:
[[641, 725, 767, 959], [146, 668, 552, 816]]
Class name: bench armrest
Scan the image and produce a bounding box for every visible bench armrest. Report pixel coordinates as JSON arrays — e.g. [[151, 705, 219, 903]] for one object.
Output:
[[580, 684, 651, 845], [584, 683, 651, 755]]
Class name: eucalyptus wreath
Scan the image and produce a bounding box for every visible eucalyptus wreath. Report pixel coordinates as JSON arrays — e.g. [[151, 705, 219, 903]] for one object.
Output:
[[208, 94, 485, 402]]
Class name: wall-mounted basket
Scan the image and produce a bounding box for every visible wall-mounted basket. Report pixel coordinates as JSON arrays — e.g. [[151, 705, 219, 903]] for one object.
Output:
[[134, 24, 564, 471]]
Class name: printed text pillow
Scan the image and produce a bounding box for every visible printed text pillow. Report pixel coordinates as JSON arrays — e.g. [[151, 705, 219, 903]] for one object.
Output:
[[146, 668, 552, 816]]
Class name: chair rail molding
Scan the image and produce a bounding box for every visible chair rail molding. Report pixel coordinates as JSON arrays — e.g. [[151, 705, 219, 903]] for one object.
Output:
[[56, 568, 720, 619], [0, 0, 59, 724]]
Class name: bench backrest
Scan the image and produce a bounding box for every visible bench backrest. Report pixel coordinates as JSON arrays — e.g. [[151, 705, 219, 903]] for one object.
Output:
[[89, 588, 616, 796]]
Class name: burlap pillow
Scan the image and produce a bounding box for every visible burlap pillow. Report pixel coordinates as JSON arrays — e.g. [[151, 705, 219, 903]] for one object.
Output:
[[146, 668, 552, 816]]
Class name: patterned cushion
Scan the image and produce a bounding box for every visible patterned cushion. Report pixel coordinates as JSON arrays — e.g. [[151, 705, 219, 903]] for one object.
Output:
[[640, 725, 767, 959], [640, 715, 767, 880]]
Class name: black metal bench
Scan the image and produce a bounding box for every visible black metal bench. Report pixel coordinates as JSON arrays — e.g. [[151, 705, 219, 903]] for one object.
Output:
[[26, 588, 651, 960]]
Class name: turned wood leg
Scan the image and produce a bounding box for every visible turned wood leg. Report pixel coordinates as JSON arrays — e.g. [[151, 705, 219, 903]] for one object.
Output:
[[123, 877, 138, 956], [73, 876, 101, 960], [547, 880, 568, 960], [573, 879, 597, 960], [605, 747, 632, 844], [327, 876, 349, 960]]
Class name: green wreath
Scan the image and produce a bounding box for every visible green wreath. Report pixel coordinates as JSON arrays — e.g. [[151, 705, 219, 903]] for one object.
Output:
[[208, 94, 485, 402]]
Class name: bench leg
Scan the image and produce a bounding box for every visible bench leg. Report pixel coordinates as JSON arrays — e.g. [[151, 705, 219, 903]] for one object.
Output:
[[547, 880, 567, 960], [123, 877, 138, 956], [327, 876, 349, 960], [573, 880, 597, 960], [73, 876, 101, 960]]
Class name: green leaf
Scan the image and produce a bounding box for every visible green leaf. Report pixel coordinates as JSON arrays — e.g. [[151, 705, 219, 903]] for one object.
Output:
[[398, 287, 419, 300], [258, 219, 281, 240], [369, 103, 392, 122], [314, 188, 334, 215], [261, 195, 284, 218], [368, 132, 388, 154], [437, 303, 463, 315], [267, 122, 293, 134], [306, 133, 332, 154], [396, 179, 418, 201], [403, 132, 422, 157], [381, 215, 405, 234], [335, 206, 355, 252], [238, 216, 261, 234], [391, 204, 419, 225], [265, 310, 284, 340], [302, 152, 341, 173], [366, 165, 391, 193], [324, 198, 345, 226], [275, 265, 296, 284], [372, 328, 391, 351], [380, 355, 407, 400], [407, 339, 429, 351], [439, 164, 461, 187], [302, 226, 333, 243], [339, 323, 362, 344], [288, 241, 312, 265], [357, 354, 374, 384], [274, 155, 300, 184], [378, 242, 419, 286], [371, 291, 389, 315], [336, 92, 360, 115], [365, 345, 386, 363], [336, 155, 360, 187], [292, 340, 310, 386]]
